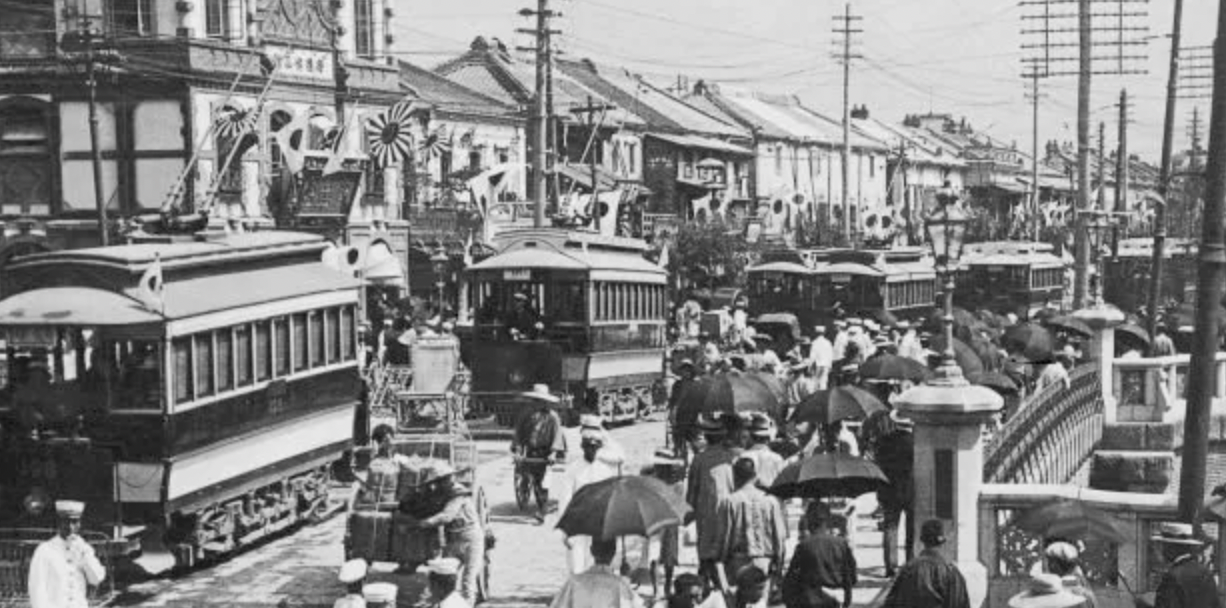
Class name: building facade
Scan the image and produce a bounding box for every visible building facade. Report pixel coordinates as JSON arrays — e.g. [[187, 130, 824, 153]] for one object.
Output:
[[0, 0, 406, 284]]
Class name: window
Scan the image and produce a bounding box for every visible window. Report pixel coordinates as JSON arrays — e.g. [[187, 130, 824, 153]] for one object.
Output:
[[0, 101, 52, 216], [274, 318, 290, 376], [292, 313, 308, 372], [205, 0, 230, 39], [0, 1, 54, 58], [326, 308, 341, 363], [237, 323, 254, 386], [869, 154, 876, 178], [309, 311, 324, 367], [105, 0, 155, 37], [173, 338, 192, 404], [354, 0, 374, 57], [255, 321, 271, 381], [775, 146, 783, 176], [340, 307, 355, 360], [194, 333, 214, 398], [217, 329, 234, 392]]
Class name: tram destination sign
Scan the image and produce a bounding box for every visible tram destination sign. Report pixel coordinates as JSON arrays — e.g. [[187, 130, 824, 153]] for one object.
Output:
[[504, 269, 532, 281]]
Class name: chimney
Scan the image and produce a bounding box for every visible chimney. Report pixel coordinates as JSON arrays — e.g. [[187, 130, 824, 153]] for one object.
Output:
[[851, 105, 869, 119]]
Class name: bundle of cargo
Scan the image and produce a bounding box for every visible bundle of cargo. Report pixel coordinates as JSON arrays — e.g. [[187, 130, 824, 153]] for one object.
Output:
[[347, 510, 395, 562], [353, 457, 401, 509]]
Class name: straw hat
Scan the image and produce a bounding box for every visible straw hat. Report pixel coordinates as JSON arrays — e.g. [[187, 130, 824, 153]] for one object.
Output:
[[338, 559, 368, 584], [420, 462, 457, 486], [362, 583, 398, 603], [1006, 573, 1084, 608], [522, 384, 560, 404], [1151, 522, 1210, 547], [418, 557, 462, 577]]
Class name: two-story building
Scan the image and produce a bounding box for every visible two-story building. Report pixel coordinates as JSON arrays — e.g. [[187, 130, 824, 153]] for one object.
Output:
[[686, 82, 890, 246], [0, 0, 407, 285]]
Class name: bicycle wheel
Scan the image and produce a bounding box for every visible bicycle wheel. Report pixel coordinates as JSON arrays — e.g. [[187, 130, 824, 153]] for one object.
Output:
[[513, 463, 530, 510]]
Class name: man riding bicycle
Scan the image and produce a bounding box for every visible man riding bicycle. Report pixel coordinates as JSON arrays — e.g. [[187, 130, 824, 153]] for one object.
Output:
[[511, 384, 567, 522]]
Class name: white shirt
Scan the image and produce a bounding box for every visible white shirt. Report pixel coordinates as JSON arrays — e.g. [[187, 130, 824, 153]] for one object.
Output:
[[832, 331, 849, 361], [28, 535, 105, 608], [809, 336, 834, 370], [548, 564, 644, 608], [332, 594, 366, 608], [555, 449, 623, 517], [898, 330, 925, 363]]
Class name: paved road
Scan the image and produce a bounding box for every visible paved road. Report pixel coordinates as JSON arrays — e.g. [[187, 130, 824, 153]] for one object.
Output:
[[115, 418, 894, 607]]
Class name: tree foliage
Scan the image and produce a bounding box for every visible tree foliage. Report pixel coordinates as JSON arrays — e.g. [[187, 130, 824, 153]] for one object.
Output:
[[668, 219, 758, 291]]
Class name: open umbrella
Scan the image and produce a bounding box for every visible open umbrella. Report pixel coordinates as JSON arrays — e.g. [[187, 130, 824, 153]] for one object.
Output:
[[677, 371, 782, 421], [966, 370, 1019, 394], [1115, 322, 1150, 348], [925, 307, 983, 339], [859, 353, 933, 383], [1013, 498, 1127, 544], [557, 475, 691, 540], [1002, 323, 1057, 364], [1045, 315, 1092, 338], [766, 452, 888, 499], [928, 334, 985, 375], [866, 309, 900, 328], [791, 386, 887, 425]]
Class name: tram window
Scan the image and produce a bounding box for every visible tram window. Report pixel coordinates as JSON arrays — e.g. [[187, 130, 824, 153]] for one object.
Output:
[[194, 333, 214, 399], [274, 318, 290, 376], [309, 311, 324, 367], [173, 337, 192, 404], [292, 313, 308, 372], [253, 321, 270, 382], [340, 306, 355, 361], [217, 329, 234, 392], [326, 308, 341, 363], [237, 324, 253, 386]]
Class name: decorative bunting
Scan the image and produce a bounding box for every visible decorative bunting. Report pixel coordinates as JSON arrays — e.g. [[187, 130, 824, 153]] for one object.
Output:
[[213, 105, 259, 143], [420, 124, 452, 160], [365, 100, 430, 168]]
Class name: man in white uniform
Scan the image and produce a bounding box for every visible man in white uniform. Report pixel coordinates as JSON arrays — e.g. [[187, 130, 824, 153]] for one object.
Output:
[[28, 500, 105, 608], [556, 414, 625, 573], [808, 325, 834, 390]]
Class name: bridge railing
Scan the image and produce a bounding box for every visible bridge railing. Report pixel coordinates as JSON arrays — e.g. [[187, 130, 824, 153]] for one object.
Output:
[[1112, 352, 1226, 423], [978, 484, 1221, 608], [983, 363, 1103, 484]]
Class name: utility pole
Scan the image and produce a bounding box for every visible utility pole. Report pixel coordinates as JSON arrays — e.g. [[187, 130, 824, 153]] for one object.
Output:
[[77, 11, 109, 246], [570, 96, 614, 232], [1027, 70, 1044, 241], [1113, 89, 1129, 257], [1147, 0, 1187, 349], [1180, 0, 1226, 529], [832, 4, 862, 244], [1189, 106, 1204, 169], [1021, 0, 1149, 309], [517, 1, 557, 228], [1097, 121, 1107, 211]]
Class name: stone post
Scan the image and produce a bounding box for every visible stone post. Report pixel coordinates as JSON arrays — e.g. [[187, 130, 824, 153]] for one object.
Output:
[[897, 380, 1003, 608], [1073, 303, 1125, 422]]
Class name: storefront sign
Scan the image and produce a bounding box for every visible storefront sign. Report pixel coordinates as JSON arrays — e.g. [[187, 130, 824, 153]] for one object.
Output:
[[263, 45, 333, 82]]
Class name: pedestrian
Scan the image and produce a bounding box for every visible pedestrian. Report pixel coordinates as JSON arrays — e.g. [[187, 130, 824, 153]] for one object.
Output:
[[511, 384, 567, 522], [1152, 324, 1176, 357], [549, 537, 644, 608], [781, 502, 857, 608], [1038, 542, 1095, 608], [665, 572, 726, 608], [1035, 351, 1071, 393], [809, 326, 834, 390], [787, 362, 820, 414], [744, 415, 784, 488], [1005, 573, 1085, 608], [713, 458, 787, 608], [831, 320, 849, 363], [687, 414, 747, 591], [27, 500, 106, 608], [670, 359, 700, 460], [334, 559, 369, 608], [874, 409, 915, 578], [420, 557, 469, 608], [557, 415, 624, 574], [1151, 522, 1221, 608], [406, 464, 484, 605], [882, 519, 971, 608], [731, 566, 769, 608]]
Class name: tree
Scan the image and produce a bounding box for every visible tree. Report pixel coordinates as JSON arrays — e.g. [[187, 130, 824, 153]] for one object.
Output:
[[669, 219, 758, 292]]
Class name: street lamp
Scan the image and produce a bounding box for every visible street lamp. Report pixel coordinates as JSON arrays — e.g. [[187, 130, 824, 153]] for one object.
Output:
[[430, 249, 450, 312], [924, 189, 969, 378], [1076, 209, 1126, 309]]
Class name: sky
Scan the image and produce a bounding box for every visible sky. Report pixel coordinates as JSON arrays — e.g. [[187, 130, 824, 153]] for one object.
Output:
[[391, 0, 1220, 161]]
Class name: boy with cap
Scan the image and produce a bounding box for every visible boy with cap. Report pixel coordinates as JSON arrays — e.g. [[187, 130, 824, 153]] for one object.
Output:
[[334, 559, 369, 608], [882, 520, 970, 608], [28, 500, 106, 608]]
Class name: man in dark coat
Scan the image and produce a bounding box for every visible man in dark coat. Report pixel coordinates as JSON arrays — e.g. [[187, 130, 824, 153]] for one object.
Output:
[[781, 503, 856, 608], [1152, 522, 1221, 608], [873, 412, 915, 578], [883, 520, 970, 608]]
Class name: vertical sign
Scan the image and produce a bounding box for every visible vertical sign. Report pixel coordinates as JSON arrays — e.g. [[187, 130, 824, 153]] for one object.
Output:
[[935, 449, 955, 519]]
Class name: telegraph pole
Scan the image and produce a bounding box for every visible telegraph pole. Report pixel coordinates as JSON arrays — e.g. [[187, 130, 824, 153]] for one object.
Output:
[[517, 1, 557, 228], [1114, 90, 1129, 257], [1180, 0, 1226, 528], [1097, 121, 1107, 211], [1189, 107, 1204, 169], [78, 12, 109, 246], [570, 96, 614, 232], [1073, 0, 1093, 309], [1147, 0, 1187, 347], [1027, 70, 1044, 241], [832, 4, 862, 244]]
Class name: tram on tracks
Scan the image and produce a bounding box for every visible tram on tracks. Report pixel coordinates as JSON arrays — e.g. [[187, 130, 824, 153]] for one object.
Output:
[[745, 249, 830, 330], [811, 247, 937, 325], [957, 241, 1066, 317], [464, 229, 668, 426], [1103, 238, 1198, 314], [0, 231, 362, 575]]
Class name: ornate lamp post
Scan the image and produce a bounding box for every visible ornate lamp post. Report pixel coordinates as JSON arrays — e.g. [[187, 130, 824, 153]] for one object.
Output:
[[924, 186, 969, 379], [430, 249, 450, 312], [1072, 209, 1125, 366]]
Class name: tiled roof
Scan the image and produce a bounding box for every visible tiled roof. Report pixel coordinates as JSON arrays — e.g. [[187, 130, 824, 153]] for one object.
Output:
[[439, 65, 523, 106], [700, 86, 886, 151], [398, 61, 518, 120], [853, 117, 964, 168]]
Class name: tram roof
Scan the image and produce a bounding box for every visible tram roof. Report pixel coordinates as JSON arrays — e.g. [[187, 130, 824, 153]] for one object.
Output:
[[963, 241, 1055, 257], [747, 261, 814, 275], [470, 229, 666, 282], [9, 231, 328, 270]]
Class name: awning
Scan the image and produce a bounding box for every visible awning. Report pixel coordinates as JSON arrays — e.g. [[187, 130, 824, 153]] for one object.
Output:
[[554, 163, 618, 191], [987, 180, 1028, 195], [0, 287, 162, 327], [646, 132, 754, 157], [364, 243, 405, 286]]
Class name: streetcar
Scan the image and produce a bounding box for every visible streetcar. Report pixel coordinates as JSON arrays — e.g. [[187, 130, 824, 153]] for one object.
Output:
[[1103, 238, 1198, 314], [0, 230, 362, 576], [745, 249, 833, 329], [812, 247, 937, 325], [464, 229, 668, 425], [958, 241, 1066, 317]]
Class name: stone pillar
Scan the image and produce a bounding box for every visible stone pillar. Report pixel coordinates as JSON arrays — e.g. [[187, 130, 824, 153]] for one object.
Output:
[[1074, 303, 1125, 422], [897, 379, 1003, 608]]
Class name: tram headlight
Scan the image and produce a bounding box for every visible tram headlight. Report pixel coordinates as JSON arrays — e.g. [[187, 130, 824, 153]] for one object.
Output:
[[23, 487, 49, 516]]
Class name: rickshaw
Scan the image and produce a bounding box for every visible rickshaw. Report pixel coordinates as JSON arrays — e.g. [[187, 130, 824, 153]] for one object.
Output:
[[345, 339, 492, 603]]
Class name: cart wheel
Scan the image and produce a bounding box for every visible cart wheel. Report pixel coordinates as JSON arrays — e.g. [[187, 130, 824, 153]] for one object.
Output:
[[513, 463, 530, 511], [477, 551, 491, 604], [477, 487, 490, 529]]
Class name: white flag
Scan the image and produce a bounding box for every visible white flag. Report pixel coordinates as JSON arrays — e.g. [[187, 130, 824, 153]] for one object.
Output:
[[274, 112, 312, 174], [323, 111, 359, 177], [657, 242, 669, 269], [133, 254, 165, 314]]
